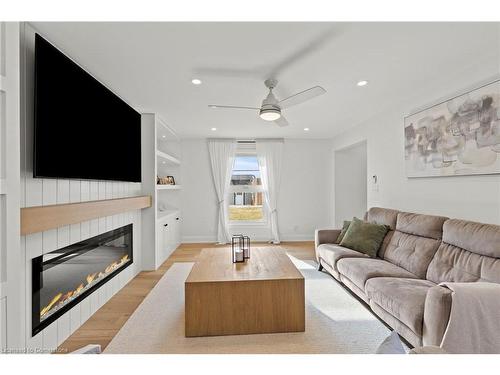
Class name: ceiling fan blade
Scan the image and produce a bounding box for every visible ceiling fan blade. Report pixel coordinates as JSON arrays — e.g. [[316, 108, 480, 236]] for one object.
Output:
[[208, 105, 260, 110], [266, 27, 338, 79], [278, 86, 326, 109], [274, 116, 289, 127]]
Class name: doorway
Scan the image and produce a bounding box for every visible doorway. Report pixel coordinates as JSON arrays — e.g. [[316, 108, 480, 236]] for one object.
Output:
[[334, 141, 367, 227]]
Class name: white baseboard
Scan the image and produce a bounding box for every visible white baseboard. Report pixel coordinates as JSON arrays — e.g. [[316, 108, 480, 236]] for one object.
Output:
[[279, 234, 314, 241], [181, 235, 217, 243], [181, 234, 314, 243]]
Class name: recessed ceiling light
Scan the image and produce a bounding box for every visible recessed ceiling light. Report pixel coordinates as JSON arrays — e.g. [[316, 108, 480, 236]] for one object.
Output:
[[191, 78, 202, 85], [209, 105, 217, 108], [211, 127, 217, 131], [304, 128, 310, 131], [357, 80, 368, 87], [162, 135, 166, 138]]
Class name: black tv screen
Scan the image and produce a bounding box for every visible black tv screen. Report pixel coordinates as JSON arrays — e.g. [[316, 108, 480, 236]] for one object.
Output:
[[34, 34, 141, 182]]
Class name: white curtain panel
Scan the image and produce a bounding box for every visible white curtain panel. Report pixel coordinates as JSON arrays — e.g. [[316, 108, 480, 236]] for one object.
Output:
[[207, 139, 237, 244], [256, 139, 284, 244]]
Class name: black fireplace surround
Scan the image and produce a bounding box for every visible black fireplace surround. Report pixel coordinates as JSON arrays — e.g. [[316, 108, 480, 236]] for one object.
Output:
[[32, 224, 133, 336]]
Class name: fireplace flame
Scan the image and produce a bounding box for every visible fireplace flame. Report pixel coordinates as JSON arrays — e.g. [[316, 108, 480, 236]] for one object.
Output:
[[60, 291, 74, 304], [105, 261, 118, 274], [86, 273, 97, 285], [39, 253, 131, 320], [40, 293, 63, 317]]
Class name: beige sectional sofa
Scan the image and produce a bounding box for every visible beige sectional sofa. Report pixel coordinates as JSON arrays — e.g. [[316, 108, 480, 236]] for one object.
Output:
[[315, 207, 500, 348]]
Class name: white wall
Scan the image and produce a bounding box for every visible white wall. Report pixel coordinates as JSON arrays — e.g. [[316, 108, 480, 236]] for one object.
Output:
[[180, 138, 333, 242], [278, 139, 333, 240], [332, 61, 500, 225], [180, 139, 218, 242], [334, 141, 367, 227]]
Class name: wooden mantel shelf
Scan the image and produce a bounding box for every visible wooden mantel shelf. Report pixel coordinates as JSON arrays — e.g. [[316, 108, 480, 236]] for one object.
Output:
[[21, 195, 152, 235]]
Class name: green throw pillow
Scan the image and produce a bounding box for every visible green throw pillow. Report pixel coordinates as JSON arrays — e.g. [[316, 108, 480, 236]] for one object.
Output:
[[339, 217, 389, 258], [336, 220, 351, 244]]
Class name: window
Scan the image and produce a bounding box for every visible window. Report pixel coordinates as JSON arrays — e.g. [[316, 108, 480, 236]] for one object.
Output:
[[228, 154, 265, 222]]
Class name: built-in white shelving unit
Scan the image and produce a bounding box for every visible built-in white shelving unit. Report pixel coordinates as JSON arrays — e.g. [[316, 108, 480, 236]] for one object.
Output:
[[141, 114, 182, 270], [156, 184, 182, 190], [156, 150, 181, 165], [157, 209, 180, 220]]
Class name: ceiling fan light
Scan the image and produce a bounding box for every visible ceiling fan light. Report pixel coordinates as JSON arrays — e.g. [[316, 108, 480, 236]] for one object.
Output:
[[259, 108, 281, 121]]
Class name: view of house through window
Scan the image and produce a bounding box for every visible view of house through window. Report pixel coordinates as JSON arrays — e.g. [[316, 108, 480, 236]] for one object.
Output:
[[229, 155, 265, 221]]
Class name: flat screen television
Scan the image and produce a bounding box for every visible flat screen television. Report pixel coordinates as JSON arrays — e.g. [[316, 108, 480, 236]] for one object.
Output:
[[34, 34, 141, 182]]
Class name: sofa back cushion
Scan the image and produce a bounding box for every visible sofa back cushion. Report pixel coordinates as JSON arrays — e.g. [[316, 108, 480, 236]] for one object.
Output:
[[364, 207, 399, 230], [383, 212, 448, 278], [364, 207, 399, 256], [427, 219, 500, 284], [396, 212, 447, 240]]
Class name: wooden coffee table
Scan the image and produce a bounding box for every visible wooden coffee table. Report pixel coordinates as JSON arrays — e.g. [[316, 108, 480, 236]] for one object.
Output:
[[185, 247, 305, 337]]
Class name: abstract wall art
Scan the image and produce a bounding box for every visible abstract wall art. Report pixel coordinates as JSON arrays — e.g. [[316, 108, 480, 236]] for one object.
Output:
[[404, 80, 500, 177]]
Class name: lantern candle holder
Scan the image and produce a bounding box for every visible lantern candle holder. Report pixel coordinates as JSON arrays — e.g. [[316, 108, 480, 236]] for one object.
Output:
[[231, 234, 250, 263], [241, 235, 250, 259]]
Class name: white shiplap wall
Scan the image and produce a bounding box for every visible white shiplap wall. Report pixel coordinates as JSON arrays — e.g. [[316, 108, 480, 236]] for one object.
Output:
[[22, 179, 142, 351], [1, 22, 9, 351], [1, 22, 22, 352], [20, 23, 143, 352], [0, 21, 8, 352]]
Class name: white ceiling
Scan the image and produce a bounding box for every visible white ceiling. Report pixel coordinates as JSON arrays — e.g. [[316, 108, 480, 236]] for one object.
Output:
[[32, 22, 500, 139]]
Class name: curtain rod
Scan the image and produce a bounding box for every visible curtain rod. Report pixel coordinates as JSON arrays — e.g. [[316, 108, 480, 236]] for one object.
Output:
[[237, 138, 284, 143]]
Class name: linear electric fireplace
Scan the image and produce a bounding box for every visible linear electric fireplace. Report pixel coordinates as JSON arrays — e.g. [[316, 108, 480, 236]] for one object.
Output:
[[32, 224, 133, 335]]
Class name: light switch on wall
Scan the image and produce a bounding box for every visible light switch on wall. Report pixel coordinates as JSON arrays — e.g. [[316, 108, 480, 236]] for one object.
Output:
[[371, 175, 379, 192]]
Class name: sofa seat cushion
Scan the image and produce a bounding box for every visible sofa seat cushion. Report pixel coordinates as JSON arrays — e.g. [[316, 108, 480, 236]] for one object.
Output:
[[366, 277, 436, 336], [317, 244, 369, 269], [336, 258, 418, 290]]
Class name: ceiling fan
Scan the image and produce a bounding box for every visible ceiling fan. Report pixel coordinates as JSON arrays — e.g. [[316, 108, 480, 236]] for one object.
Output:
[[208, 79, 326, 127]]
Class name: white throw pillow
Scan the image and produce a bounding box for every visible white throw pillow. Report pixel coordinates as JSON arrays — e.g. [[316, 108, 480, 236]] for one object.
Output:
[[375, 331, 406, 354]]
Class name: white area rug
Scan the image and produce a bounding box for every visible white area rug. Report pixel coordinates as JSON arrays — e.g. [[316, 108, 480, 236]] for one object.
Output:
[[104, 256, 391, 353]]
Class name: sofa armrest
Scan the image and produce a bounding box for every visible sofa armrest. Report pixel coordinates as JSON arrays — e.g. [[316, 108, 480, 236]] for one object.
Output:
[[315, 229, 341, 247], [427, 282, 500, 353], [314, 229, 341, 261], [422, 285, 453, 346]]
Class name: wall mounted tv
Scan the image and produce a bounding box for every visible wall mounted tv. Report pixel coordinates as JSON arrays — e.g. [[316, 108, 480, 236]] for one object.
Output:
[[34, 34, 141, 182]]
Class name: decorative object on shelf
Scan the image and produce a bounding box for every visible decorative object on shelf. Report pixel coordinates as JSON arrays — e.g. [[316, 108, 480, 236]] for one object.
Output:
[[231, 234, 250, 263], [157, 175, 176, 185], [405, 79, 500, 177]]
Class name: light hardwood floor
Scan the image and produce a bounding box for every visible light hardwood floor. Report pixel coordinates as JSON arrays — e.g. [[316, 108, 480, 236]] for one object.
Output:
[[57, 241, 315, 353]]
